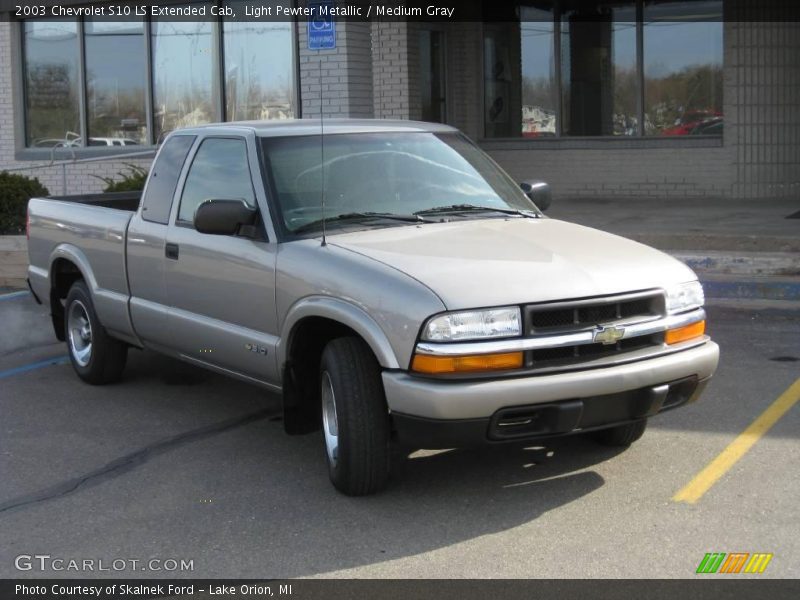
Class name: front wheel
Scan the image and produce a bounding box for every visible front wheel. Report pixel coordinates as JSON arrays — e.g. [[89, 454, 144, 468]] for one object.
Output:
[[64, 280, 128, 385], [591, 418, 648, 447], [320, 337, 391, 496]]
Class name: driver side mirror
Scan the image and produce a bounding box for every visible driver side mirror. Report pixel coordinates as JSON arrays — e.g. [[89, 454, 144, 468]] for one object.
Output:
[[194, 199, 257, 236], [519, 180, 552, 212]]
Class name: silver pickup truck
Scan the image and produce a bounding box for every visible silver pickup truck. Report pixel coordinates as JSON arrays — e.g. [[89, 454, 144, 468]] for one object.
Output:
[[27, 120, 719, 495]]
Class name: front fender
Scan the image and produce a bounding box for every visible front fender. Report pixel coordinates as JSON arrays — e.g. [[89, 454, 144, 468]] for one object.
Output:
[[277, 296, 401, 370]]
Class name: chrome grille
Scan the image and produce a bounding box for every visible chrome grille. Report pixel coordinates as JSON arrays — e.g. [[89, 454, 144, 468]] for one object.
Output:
[[523, 291, 665, 370], [527, 292, 662, 334]]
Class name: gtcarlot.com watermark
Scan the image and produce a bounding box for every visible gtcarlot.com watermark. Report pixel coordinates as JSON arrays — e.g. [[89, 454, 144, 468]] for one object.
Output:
[[15, 554, 194, 573]]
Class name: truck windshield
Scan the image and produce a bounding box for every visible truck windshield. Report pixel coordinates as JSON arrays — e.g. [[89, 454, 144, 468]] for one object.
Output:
[[260, 132, 539, 234]]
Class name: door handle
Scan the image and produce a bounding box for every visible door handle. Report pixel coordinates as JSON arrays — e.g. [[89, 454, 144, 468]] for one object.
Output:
[[165, 243, 179, 260]]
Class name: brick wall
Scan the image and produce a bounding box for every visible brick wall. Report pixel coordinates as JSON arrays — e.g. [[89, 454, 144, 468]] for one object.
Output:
[[0, 22, 152, 196], [484, 144, 735, 199], [298, 19, 374, 118], [728, 20, 800, 199], [372, 21, 418, 119]]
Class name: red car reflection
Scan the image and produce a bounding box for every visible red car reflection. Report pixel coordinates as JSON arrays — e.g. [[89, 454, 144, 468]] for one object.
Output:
[[662, 110, 722, 135]]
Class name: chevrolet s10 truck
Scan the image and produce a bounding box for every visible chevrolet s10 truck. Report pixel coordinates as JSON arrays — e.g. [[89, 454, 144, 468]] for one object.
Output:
[[27, 120, 719, 495]]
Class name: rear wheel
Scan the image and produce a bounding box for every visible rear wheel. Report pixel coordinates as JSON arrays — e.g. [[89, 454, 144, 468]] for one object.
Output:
[[320, 337, 391, 495], [591, 418, 648, 446], [64, 280, 128, 384]]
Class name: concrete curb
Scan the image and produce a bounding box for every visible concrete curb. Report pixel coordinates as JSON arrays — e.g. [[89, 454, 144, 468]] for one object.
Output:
[[672, 251, 800, 277], [668, 249, 800, 303], [698, 275, 800, 303]]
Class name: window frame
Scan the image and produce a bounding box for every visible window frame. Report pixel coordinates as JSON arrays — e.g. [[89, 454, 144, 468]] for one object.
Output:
[[174, 135, 258, 230], [14, 3, 300, 161], [478, 0, 724, 144]]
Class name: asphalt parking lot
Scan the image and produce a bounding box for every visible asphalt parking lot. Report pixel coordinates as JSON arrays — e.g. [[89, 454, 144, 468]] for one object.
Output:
[[1, 291, 798, 579]]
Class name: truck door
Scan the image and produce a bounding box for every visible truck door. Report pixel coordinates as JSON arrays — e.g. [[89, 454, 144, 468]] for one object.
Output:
[[163, 133, 280, 386], [127, 134, 196, 350]]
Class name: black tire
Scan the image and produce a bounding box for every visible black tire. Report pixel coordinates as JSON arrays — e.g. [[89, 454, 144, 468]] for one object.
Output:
[[319, 337, 391, 495], [592, 418, 648, 447], [64, 280, 128, 385]]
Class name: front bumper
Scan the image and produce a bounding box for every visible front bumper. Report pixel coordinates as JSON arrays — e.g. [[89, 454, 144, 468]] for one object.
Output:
[[383, 340, 719, 447]]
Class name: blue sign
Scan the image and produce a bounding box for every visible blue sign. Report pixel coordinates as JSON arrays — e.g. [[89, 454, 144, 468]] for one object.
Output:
[[308, 1, 336, 50]]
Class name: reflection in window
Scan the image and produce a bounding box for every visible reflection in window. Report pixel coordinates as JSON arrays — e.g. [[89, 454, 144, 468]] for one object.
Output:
[[23, 20, 80, 147], [484, 6, 557, 138], [152, 10, 218, 140], [85, 20, 146, 144], [643, 1, 723, 136], [519, 8, 557, 137], [561, 5, 638, 136], [178, 138, 254, 223], [223, 1, 294, 121], [482, 1, 722, 138]]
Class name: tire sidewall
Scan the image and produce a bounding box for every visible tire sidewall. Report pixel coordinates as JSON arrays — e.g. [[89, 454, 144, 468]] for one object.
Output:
[[64, 282, 101, 378], [319, 338, 391, 494], [319, 353, 348, 482]]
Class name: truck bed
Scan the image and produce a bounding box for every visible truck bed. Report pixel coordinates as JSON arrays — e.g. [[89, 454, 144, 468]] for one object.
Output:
[[27, 193, 140, 342]]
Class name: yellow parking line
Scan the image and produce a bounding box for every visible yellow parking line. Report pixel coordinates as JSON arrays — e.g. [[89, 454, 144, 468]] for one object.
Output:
[[673, 377, 800, 504]]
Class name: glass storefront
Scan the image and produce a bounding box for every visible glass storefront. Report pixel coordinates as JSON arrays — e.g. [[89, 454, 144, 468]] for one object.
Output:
[[151, 14, 218, 140], [21, 3, 296, 149], [85, 19, 147, 144], [22, 20, 81, 147], [224, 1, 295, 122], [483, 0, 723, 138]]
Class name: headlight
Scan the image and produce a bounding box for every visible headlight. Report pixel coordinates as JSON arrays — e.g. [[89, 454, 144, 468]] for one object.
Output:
[[421, 307, 521, 342], [665, 281, 704, 314]]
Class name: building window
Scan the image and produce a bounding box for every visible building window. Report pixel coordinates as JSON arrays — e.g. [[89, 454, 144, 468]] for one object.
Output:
[[484, 5, 558, 138], [19, 5, 297, 151], [224, 1, 295, 121], [483, 0, 723, 139], [643, 1, 723, 136], [22, 20, 81, 147], [85, 19, 147, 145], [560, 3, 638, 136], [152, 15, 218, 140]]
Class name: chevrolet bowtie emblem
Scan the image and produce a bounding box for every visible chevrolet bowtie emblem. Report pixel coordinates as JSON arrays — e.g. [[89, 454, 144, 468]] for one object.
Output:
[[594, 325, 625, 345]]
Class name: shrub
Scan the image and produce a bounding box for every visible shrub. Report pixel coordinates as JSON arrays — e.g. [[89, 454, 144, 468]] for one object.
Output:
[[0, 171, 49, 235], [94, 164, 149, 192]]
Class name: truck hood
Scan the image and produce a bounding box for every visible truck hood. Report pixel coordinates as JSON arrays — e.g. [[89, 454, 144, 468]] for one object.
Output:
[[329, 218, 697, 310]]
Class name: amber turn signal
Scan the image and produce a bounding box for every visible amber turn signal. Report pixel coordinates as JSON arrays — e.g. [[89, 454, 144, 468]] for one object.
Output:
[[411, 351, 524, 374], [665, 320, 705, 345]]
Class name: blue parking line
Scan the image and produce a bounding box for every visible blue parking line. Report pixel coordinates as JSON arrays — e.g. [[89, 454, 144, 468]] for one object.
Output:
[[0, 356, 70, 380], [0, 291, 30, 302]]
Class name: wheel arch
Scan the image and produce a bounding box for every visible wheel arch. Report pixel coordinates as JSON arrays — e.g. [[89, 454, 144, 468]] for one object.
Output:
[[48, 245, 96, 341], [277, 297, 400, 370], [278, 297, 399, 434]]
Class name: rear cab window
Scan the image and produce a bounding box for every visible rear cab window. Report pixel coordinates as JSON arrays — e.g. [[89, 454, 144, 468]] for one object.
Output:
[[140, 135, 196, 224]]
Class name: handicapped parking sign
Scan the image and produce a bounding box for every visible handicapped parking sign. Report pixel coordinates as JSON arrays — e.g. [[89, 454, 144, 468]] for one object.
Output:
[[308, 1, 336, 50]]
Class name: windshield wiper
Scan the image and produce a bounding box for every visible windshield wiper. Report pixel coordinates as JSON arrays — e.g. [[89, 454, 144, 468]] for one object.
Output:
[[413, 204, 541, 218], [293, 212, 429, 234]]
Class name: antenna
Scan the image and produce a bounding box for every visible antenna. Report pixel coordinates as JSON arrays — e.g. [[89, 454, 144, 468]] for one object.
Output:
[[320, 55, 327, 247]]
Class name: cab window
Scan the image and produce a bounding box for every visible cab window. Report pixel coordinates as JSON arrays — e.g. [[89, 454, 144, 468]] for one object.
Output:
[[177, 137, 256, 225]]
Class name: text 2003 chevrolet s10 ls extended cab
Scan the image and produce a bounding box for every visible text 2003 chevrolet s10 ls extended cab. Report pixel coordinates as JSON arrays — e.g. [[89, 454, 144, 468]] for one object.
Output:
[[27, 120, 719, 495]]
